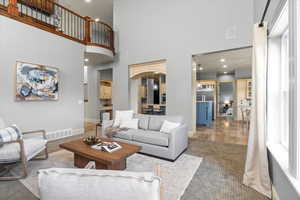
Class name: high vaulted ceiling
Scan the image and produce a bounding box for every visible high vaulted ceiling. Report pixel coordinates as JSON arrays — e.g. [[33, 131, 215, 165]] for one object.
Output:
[[59, 0, 113, 26], [193, 47, 252, 74]]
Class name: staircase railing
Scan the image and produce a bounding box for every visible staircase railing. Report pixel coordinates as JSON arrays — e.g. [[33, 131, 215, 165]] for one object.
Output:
[[0, 0, 114, 53]]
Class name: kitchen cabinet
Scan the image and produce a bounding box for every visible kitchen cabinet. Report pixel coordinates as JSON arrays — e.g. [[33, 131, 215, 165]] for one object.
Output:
[[196, 101, 213, 126], [99, 80, 112, 100]]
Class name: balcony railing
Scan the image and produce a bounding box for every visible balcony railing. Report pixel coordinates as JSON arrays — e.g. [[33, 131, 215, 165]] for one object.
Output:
[[0, 0, 114, 53]]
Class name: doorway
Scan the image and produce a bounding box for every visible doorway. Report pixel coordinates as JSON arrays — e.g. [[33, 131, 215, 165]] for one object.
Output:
[[192, 47, 252, 145], [129, 60, 167, 115]]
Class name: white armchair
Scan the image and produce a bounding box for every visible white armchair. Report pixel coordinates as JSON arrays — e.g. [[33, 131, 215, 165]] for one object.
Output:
[[0, 118, 48, 181]]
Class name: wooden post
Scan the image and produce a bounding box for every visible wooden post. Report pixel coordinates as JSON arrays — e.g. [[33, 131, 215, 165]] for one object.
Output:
[[110, 30, 115, 54], [8, 0, 19, 16], [84, 16, 91, 43]]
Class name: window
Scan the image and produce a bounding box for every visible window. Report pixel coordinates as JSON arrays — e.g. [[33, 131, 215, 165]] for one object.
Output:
[[280, 29, 289, 149], [268, 0, 300, 183]]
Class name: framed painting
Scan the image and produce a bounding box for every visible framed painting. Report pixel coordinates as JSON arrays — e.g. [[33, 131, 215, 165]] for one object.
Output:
[[15, 61, 59, 101]]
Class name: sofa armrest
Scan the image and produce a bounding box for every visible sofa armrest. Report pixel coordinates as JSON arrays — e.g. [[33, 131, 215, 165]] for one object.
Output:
[[38, 168, 161, 200], [169, 124, 188, 158], [23, 130, 47, 140], [101, 120, 114, 137], [0, 139, 27, 163]]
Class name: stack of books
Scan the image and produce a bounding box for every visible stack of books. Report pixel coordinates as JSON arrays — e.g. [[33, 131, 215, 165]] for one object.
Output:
[[91, 142, 122, 153]]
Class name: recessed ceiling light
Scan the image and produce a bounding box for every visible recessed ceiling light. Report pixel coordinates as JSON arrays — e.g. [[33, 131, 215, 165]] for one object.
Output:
[[199, 67, 204, 71], [220, 58, 226, 62], [224, 72, 228, 74], [84, 58, 89, 62], [85, 0, 92, 3], [154, 72, 159, 74], [223, 65, 227, 68], [95, 18, 100, 22]]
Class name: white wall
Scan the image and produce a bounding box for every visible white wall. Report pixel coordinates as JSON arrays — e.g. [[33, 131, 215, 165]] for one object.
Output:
[[0, 16, 85, 132], [113, 0, 253, 130]]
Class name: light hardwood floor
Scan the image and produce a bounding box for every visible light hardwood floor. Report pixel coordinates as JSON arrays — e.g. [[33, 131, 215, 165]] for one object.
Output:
[[193, 117, 249, 145]]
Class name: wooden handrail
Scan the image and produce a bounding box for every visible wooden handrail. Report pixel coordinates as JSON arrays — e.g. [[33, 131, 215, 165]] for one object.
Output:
[[1, 0, 114, 53], [90, 18, 113, 31]]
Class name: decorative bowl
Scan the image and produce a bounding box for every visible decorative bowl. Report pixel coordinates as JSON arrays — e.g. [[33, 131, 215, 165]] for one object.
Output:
[[83, 136, 102, 145]]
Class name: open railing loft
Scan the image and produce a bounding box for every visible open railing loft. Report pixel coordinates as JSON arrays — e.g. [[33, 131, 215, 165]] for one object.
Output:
[[0, 0, 114, 53]]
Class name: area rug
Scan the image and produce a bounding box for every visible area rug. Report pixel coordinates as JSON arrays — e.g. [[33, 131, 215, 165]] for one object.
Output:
[[12, 150, 202, 200]]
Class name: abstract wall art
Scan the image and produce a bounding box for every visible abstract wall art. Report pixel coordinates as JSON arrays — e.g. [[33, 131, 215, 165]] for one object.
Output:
[[16, 61, 59, 101]]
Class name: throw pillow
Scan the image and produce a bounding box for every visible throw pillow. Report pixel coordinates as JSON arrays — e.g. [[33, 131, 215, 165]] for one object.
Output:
[[120, 119, 139, 130], [160, 120, 181, 134], [113, 110, 134, 127], [0, 125, 22, 147]]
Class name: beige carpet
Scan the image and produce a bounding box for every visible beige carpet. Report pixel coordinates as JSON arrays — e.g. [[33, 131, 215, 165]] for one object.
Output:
[[12, 150, 202, 200]]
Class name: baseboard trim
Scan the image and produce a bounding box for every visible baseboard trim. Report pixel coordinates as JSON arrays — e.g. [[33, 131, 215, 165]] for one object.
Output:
[[85, 118, 99, 123], [188, 131, 195, 137], [47, 128, 84, 142]]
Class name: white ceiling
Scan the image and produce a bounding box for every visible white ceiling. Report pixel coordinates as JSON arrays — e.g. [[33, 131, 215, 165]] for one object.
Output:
[[59, 0, 113, 26], [193, 47, 252, 74]]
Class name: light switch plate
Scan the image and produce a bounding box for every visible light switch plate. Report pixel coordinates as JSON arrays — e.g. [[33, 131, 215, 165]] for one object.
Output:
[[225, 26, 237, 40]]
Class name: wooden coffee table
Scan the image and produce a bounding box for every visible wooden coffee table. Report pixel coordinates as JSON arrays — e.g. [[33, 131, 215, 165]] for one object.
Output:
[[59, 137, 141, 170]]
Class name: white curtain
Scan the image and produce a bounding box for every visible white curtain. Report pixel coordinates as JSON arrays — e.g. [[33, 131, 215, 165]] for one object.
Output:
[[243, 24, 272, 198]]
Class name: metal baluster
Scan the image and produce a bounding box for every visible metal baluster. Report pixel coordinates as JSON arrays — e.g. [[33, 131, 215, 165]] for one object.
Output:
[[68, 12, 70, 36], [72, 14, 74, 38], [63, 9, 66, 34], [105, 27, 107, 46], [98, 23, 101, 44], [96, 22, 99, 44], [71, 14, 73, 37], [30, 0, 33, 17], [81, 19, 84, 40], [79, 18, 82, 40], [59, 7, 62, 32], [20, 1, 23, 15], [101, 23, 103, 45], [26, 1, 29, 17], [77, 16, 79, 39], [35, 0, 38, 20]]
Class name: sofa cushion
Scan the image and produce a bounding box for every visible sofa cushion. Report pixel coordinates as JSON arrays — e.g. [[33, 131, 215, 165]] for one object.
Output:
[[0, 138, 47, 162], [148, 115, 183, 131], [0, 125, 22, 147], [160, 120, 181, 134], [132, 131, 169, 147], [114, 129, 142, 140], [134, 114, 149, 130], [120, 119, 139, 130], [113, 110, 134, 127]]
